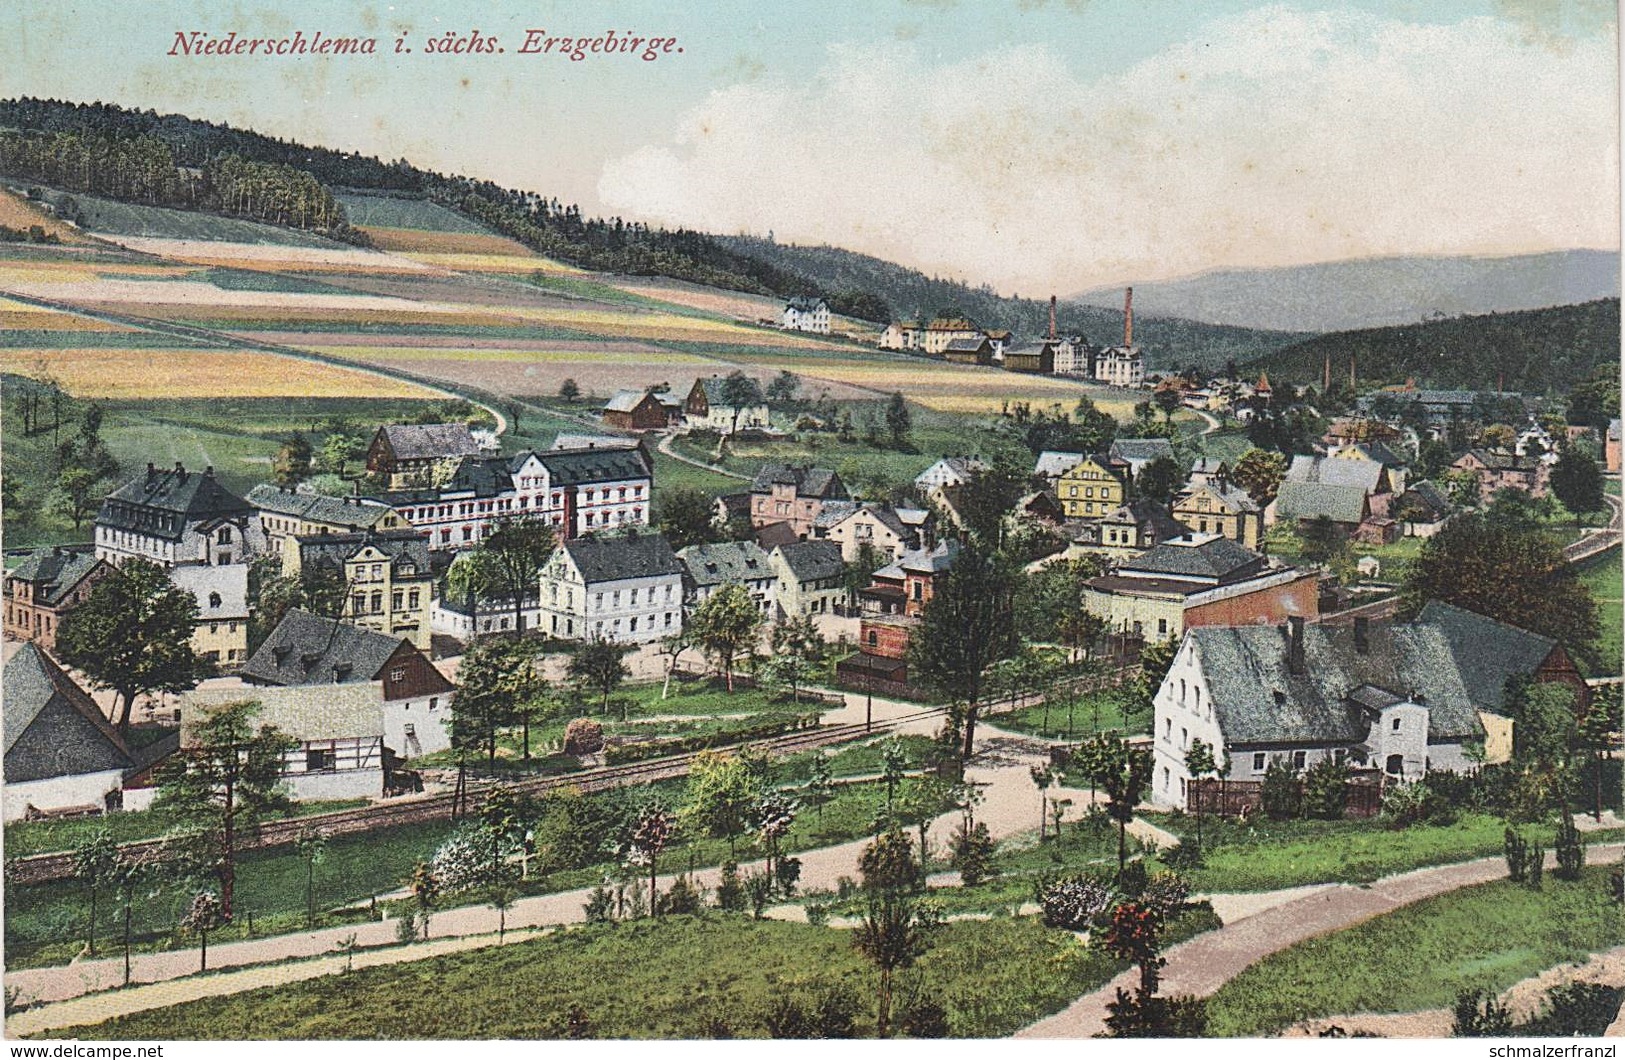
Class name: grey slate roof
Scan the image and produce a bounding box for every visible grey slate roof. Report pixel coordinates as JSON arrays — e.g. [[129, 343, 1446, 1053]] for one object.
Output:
[[240, 609, 406, 687], [99, 465, 253, 539], [1416, 601, 1559, 712], [773, 540, 844, 582], [184, 684, 384, 743], [378, 423, 481, 461], [603, 389, 653, 413], [678, 540, 773, 588], [896, 539, 960, 576], [749, 463, 848, 500], [1101, 500, 1190, 542], [1119, 536, 1265, 582], [246, 485, 397, 530], [943, 337, 990, 353], [537, 446, 652, 487], [294, 530, 432, 577], [1274, 482, 1370, 524], [786, 296, 827, 312], [1189, 622, 1483, 746], [1286, 455, 1384, 493], [1397, 480, 1452, 521], [1460, 449, 1540, 472], [1109, 438, 1177, 467], [552, 433, 640, 451], [3, 643, 133, 783], [1035, 451, 1086, 478], [561, 533, 682, 585], [5, 547, 104, 607]]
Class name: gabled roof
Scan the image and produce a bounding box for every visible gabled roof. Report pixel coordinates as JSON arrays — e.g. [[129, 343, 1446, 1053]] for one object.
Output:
[[1273, 482, 1370, 525], [773, 540, 845, 582], [295, 529, 432, 577], [552, 433, 641, 452], [246, 485, 398, 530], [749, 463, 848, 500], [1189, 622, 1483, 746], [100, 465, 253, 537], [1416, 601, 1560, 712], [754, 521, 801, 550], [1178, 479, 1259, 514], [540, 446, 652, 486], [1035, 451, 1086, 478], [3, 643, 132, 783], [1109, 438, 1177, 467], [184, 684, 384, 743], [1397, 480, 1453, 521], [819, 503, 911, 540], [897, 539, 960, 576], [1286, 455, 1384, 493], [695, 377, 767, 408], [785, 296, 827, 312], [1119, 534, 1266, 582], [560, 533, 682, 585], [1101, 500, 1190, 541], [5, 547, 106, 607], [377, 423, 481, 461], [168, 563, 250, 620], [603, 389, 655, 413], [240, 609, 407, 687], [678, 540, 773, 588], [944, 337, 991, 352], [1459, 449, 1540, 472]]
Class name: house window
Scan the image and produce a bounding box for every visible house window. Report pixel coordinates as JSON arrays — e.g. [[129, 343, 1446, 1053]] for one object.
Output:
[[429, 697, 439, 710], [1385, 753, 1404, 776], [1292, 750, 1306, 770], [1158, 618, 1168, 635], [218, 527, 232, 544], [1333, 748, 1345, 765], [209, 623, 219, 635], [1252, 752, 1266, 773], [867, 631, 878, 647], [1164, 718, 1172, 741], [209, 591, 222, 609], [390, 667, 406, 683], [306, 748, 333, 772], [1391, 717, 1401, 732]]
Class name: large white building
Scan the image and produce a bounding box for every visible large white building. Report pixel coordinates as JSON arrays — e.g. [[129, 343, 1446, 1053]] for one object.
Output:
[[377, 445, 654, 551], [96, 462, 265, 568], [539, 532, 685, 644], [781, 296, 831, 334]]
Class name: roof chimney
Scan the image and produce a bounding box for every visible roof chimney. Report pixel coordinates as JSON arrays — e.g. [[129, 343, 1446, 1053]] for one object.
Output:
[[1353, 616, 1370, 655], [204, 465, 214, 478], [1123, 287, 1134, 347], [146, 462, 156, 478], [1049, 295, 1057, 341], [1287, 615, 1306, 675]]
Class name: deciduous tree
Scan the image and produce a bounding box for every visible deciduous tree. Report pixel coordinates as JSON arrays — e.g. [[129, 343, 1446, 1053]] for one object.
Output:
[[688, 583, 764, 692], [448, 514, 555, 636], [910, 543, 1019, 761]]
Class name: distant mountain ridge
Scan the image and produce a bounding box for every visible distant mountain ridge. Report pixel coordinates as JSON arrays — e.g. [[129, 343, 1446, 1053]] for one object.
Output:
[[1246, 298, 1620, 394], [1074, 250, 1620, 332], [715, 235, 1309, 371]]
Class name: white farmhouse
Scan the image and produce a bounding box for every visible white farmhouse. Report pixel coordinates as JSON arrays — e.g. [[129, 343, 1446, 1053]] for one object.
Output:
[[539, 532, 685, 644], [677, 540, 776, 616], [781, 296, 831, 334]]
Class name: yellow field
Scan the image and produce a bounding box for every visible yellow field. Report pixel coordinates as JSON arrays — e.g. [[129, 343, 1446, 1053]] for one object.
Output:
[[0, 189, 93, 244], [83, 302, 522, 328], [0, 297, 132, 332], [298, 344, 715, 365], [361, 227, 536, 256], [399, 251, 586, 275], [8, 348, 442, 399]]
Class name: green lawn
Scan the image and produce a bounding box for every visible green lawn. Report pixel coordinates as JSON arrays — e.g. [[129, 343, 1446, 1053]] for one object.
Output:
[[55, 908, 1219, 1039], [1145, 812, 1610, 893], [1205, 866, 1625, 1036], [37, 189, 338, 246], [989, 688, 1149, 741], [2, 798, 370, 859], [1576, 548, 1622, 674], [2, 773, 945, 970]]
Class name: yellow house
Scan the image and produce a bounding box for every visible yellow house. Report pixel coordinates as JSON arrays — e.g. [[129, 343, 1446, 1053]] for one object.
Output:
[[1172, 480, 1263, 549], [284, 529, 436, 650], [169, 564, 251, 670], [1056, 456, 1125, 519]]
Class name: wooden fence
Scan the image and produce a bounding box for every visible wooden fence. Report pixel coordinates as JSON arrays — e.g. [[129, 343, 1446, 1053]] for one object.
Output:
[[1188, 774, 1385, 819]]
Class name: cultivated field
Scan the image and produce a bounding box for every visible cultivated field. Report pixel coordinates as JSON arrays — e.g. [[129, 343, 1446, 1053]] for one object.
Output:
[[0, 187, 93, 243], [7, 348, 441, 400]]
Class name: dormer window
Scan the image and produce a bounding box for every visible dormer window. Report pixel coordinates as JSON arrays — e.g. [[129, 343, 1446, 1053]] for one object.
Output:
[[208, 592, 222, 609]]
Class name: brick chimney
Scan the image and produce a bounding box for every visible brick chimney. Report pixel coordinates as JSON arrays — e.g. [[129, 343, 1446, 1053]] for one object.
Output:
[[1049, 295, 1057, 341], [1287, 615, 1305, 675], [1123, 287, 1134, 347]]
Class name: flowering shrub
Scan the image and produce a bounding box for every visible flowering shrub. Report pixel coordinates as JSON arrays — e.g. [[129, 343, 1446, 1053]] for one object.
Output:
[[562, 718, 605, 756], [1036, 873, 1113, 931]]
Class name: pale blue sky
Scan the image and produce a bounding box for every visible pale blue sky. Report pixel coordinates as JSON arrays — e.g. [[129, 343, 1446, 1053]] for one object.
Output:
[[1, 1, 1615, 289]]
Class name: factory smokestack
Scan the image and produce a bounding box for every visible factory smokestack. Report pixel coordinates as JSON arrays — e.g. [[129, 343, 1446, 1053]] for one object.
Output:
[[1123, 287, 1134, 347], [1049, 295, 1057, 341]]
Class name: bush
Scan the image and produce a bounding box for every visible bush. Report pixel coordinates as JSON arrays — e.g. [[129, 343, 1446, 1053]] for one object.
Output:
[[1140, 871, 1191, 921], [1528, 840, 1545, 888], [1260, 760, 1300, 820], [584, 882, 614, 923], [1522, 983, 1624, 1037], [1302, 759, 1349, 820], [1505, 829, 1530, 882], [1116, 859, 1149, 899], [745, 870, 774, 918], [1554, 815, 1586, 881], [1036, 873, 1114, 931], [1453, 990, 1514, 1037], [659, 875, 703, 915], [562, 718, 605, 757], [804, 902, 830, 927], [1104, 987, 1209, 1037], [811, 981, 862, 1038], [1383, 781, 1433, 829], [716, 861, 747, 913], [1162, 841, 1204, 870], [949, 821, 996, 886], [901, 999, 951, 1038], [763, 995, 813, 1038]]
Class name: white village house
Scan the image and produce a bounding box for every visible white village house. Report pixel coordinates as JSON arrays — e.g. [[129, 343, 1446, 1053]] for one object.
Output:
[[538, 532, 685, 644]]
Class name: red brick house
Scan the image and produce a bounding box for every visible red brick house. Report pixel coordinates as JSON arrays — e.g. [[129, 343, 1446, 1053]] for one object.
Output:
[[748, 463, 849, 538]]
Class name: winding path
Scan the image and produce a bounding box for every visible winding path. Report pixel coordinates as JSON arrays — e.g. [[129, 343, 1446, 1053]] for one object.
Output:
[[655, 430, 751, 481], [1016, 841, 1625, 1039]]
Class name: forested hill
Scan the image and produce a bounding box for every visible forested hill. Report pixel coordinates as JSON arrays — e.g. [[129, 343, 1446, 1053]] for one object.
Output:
[[0, 97, 835, 306], [714, 235, 1309, 370], [1247, 298, 1620, 394]]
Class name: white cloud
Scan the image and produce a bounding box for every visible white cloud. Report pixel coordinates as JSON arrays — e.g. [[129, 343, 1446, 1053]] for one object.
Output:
[[597, 7, 1618, 293]]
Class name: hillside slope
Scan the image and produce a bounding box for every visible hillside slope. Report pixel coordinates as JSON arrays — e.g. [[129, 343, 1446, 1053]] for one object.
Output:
[[1074, 250, 1620, 332], [714, 235, 1308, 371], [1248, 298, 1620, 393]]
